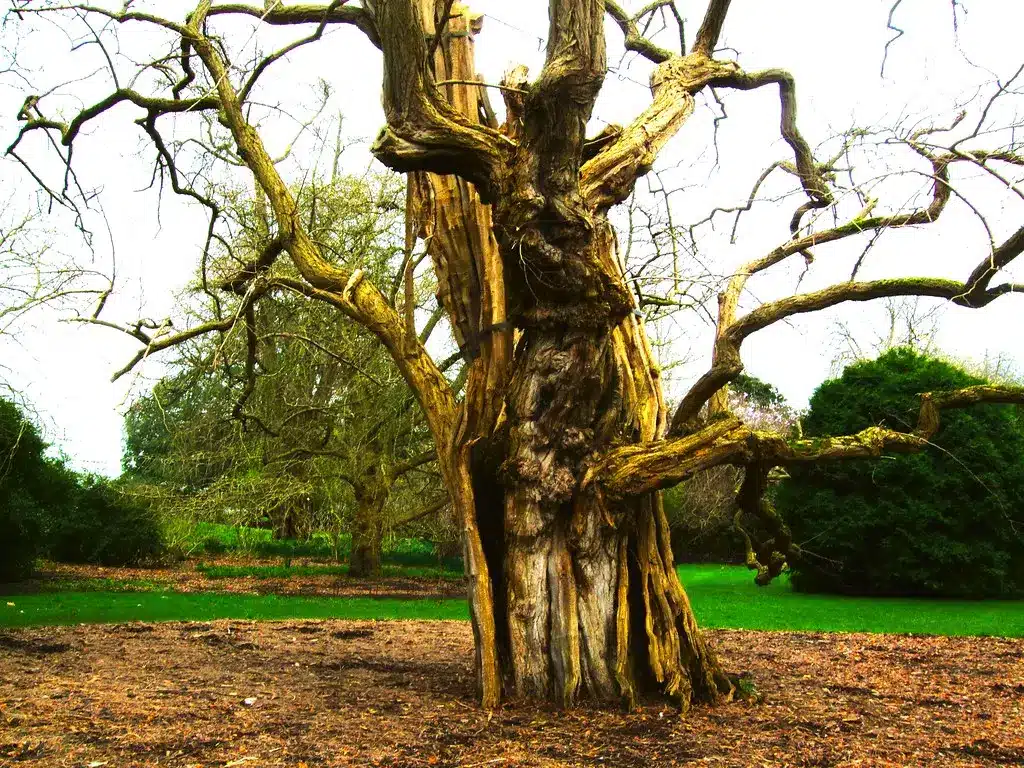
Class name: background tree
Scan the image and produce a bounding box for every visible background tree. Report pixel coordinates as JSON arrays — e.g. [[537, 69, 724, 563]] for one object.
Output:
[[0, 199, 106, 339], [776, 348, 1024, 598], [123, 172, 452, 576], [8, 0, 1024, 709], [0, 395, 160, 578]]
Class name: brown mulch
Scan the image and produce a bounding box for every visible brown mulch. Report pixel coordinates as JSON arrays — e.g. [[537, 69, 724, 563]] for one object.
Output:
[[11, 562, 465, 599], [1, 622, 1021, 767]]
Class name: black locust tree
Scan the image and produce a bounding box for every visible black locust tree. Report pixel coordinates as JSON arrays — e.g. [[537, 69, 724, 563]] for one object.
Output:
[[7, 0, 1024, 709]]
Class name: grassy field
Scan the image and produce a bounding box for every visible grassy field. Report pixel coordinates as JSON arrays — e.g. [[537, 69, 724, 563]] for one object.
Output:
[[3, 564, 1024, 635], [675, 564, 1024, 636], [0, 592, 465, 626]]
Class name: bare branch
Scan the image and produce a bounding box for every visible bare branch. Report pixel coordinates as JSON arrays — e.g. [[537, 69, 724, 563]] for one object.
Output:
[[7, 89, 219, 154], [390, 449, 438, 481], [262, 332, 386, 387], [711, 68, 833, 231], [605, 1, 674, 64], [880, 0, 905, 77], [692, 0, 733, 56], [207, 2, 380, 47]]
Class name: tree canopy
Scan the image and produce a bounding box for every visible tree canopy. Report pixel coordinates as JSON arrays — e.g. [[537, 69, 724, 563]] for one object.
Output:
[[122, 170, 452, 573]]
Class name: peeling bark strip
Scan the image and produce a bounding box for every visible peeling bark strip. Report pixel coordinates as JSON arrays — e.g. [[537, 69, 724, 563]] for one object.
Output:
[[14, 0, 1024, 713], [404, 1, 506, 708]]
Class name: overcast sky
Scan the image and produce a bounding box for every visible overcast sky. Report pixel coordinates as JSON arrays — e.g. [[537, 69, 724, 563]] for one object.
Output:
[[0, 0, 1021, 476]]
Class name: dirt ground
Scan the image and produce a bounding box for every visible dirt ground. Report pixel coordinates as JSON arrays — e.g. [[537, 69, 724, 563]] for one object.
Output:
[[1, 621, 1021, 767], [10, 562, 466, 599]]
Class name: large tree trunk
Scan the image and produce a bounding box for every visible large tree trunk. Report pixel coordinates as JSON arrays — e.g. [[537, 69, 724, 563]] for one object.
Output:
[[405, 1, 731, 709], [270, 503, 298, 540], [487, 226, 732, 707], [349, 520, 383, 578]]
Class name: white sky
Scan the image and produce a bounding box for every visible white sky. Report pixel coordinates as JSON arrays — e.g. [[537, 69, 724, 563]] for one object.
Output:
[[0, 0, 1021, 476]]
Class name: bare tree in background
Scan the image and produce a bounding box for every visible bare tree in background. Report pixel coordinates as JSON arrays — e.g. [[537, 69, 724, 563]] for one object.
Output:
[[829, 297, 942, 373], [6, 0, 1024, 709], [0, 196, 106, 336]]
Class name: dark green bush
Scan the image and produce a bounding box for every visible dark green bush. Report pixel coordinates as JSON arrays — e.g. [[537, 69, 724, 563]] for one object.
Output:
[[0, 492, 42, 582], [776, 348, 1024, 597], [0, 398, 76, 581], [201, 535, 229, 555], [45, 478, 165, 567]]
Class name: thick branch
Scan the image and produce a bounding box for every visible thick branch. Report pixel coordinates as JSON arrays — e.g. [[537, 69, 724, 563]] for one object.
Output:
[[370, 2, 506, 197], [218, 237, 286, 293], [917, 385, 1024, 439], [962, 224, 1024, 304], [395, 495, 449, 527], [605, 1, 674, 63], [582, 53, 740, 209], [599, 385, 1024, 499], [587, 416, 747, 498], [102, 297, 260, 382], [7, 89, 219, 154], [711, 68, 833, 228], [691, 0, 733, 55], [390, 449, 438, 481], [207, 2, 380, 46], [538, 0, 607, 103]]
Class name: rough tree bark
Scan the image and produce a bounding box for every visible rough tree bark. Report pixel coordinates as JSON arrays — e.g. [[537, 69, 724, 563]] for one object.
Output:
[[403, 2, 732, 708]]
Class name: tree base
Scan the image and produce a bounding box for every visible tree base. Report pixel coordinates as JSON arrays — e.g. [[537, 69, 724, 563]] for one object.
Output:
[[485, 490, 734, 710]]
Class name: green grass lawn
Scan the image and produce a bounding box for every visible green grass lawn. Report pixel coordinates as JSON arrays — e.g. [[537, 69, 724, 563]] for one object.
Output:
[[3, 564, 1023, 636], [0, 592, 467, 627], [675, 564, 1024, 637]]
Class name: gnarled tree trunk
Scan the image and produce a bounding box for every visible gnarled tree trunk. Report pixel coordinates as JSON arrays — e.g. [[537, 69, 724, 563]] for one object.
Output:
[[405, 4, 732, 708], [485, 223, 731, 707], [25, 0, 1024, 719]]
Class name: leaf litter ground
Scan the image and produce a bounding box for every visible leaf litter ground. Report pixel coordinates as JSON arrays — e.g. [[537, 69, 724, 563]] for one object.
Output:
[[9, 562, 466, 599], [1, 621, 1021, 767]]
